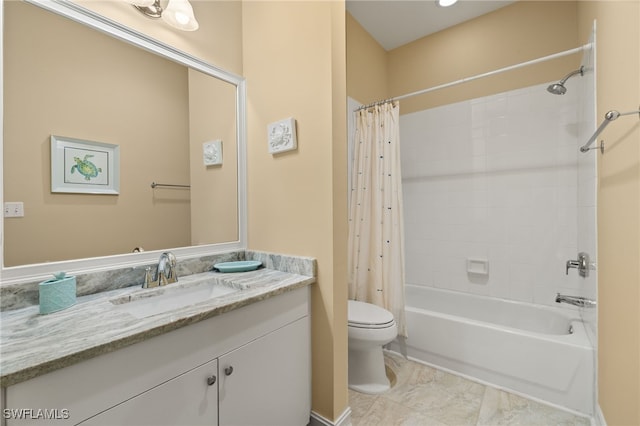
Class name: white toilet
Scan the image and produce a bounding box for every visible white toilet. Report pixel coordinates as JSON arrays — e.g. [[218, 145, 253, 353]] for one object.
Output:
[[348, 300, 398, 394]]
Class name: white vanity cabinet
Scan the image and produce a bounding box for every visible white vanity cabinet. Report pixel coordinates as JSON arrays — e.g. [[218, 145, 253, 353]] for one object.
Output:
[[219, 317, 310, 426], [4, 287, 310, 426]]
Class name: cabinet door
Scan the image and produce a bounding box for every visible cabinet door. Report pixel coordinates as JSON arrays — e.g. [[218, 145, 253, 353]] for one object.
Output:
[[79, 359, 219, 426], [219, 317, 310, 426]]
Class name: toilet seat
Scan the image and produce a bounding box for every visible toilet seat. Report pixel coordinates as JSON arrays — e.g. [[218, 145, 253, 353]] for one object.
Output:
[[348, 300, 395, 329]]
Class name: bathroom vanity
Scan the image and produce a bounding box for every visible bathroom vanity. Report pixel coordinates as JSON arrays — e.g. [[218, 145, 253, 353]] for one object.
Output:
[[0, 254, 314, 426], [0, 2, 315, 424]]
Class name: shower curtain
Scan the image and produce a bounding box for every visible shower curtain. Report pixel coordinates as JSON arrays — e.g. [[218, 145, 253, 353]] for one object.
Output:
[[348, 101, 407, 337]]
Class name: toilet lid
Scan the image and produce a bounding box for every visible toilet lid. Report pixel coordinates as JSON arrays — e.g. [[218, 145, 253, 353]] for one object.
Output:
[[348, 300, 395, 328]]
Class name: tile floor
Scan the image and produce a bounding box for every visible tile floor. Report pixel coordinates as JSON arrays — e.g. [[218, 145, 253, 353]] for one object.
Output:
[[349, 352, 592, 426]]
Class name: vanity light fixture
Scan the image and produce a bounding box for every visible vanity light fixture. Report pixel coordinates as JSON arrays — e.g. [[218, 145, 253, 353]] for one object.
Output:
[[126, 0, 199, 32], [436, 0, 458, 7]]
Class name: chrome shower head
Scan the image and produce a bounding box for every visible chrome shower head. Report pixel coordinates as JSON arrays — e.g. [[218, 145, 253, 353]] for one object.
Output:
[[547, 66, 584, 95], [547, 82, 567, 95]]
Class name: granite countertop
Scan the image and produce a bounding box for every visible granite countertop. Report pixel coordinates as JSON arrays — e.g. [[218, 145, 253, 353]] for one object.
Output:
[[0, 266, 315, 388]]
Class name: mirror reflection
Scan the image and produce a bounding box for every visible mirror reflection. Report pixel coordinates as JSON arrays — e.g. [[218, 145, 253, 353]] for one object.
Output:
[[3, 1, 238, 267]]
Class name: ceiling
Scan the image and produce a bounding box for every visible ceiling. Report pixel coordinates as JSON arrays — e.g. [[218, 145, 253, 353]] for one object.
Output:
[[346, 0, 516, 51]]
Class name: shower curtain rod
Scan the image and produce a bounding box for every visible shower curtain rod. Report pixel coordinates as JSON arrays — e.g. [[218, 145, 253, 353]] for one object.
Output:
[[357, 44, 590, 111]]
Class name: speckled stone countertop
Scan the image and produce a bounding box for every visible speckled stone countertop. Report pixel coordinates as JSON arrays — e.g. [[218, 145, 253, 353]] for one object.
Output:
[[0, 253, 316, 388]]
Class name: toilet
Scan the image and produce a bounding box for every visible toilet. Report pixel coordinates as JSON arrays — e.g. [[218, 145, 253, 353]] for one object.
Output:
[[348, 300, 398, 394]]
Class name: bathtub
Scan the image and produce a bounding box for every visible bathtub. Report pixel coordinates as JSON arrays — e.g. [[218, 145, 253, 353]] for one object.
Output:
[[388, 285, 594, 415]]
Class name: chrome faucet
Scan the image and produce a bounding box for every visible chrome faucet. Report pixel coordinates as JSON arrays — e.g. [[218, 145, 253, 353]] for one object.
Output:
[[566, 252, 590, 277], [555, 293, 596, 308], [143, 252, 178, 288]]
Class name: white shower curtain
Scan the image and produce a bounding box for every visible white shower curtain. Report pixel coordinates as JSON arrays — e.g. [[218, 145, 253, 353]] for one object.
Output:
[[348, 101, 407, 337]]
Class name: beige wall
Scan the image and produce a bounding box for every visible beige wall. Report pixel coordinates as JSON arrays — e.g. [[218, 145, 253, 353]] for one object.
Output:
[[347, 2, 581, 111], [188, 69, 238, 245], [4, 1, 244, 266], [242, 1, 348, 421], [347, 1, 640, 424], [4, 1, 190, 266], [387, 1, 580, 113], [346, 12, 388, 104], [74, 0, 243, 76], [577, 2, 640, 425]]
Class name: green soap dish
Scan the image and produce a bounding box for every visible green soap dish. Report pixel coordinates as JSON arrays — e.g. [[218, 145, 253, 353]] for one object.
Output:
[[213, 261, 262, 273]]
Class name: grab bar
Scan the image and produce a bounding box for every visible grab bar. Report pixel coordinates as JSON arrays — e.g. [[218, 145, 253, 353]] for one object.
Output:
[[580, 107, 640, 153], [151, 182, 190, 189]]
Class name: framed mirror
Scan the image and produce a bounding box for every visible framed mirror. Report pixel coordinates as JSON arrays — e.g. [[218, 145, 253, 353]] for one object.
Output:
[[1, 0, 247, 284]]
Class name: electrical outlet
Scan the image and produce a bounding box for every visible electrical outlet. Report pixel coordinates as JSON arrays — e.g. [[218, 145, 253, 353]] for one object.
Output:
[[4, 202, 24, 218]]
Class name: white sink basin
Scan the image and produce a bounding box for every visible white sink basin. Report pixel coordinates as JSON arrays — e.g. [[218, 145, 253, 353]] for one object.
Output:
[[111, 277, 239, 319]]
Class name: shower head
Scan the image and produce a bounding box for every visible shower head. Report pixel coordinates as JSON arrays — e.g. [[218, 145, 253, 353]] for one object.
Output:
[[547, 66, 584, 95], [547, 82, 568, 95]]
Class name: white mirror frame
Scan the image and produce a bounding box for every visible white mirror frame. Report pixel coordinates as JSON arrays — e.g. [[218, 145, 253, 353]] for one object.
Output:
[[0, 0, 247, 285]]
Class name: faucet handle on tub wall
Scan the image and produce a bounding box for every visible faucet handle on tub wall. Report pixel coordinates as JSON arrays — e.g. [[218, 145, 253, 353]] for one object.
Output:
[[566, 252, 590, 277]]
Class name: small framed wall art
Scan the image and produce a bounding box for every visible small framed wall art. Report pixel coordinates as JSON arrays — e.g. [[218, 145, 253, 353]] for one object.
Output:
[[203, 139, 223, 166], [51, 135, 120, 194], [267, 117, 297, 154]]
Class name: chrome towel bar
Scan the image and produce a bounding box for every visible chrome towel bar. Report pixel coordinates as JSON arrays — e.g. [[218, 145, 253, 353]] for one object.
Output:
[[151, 182, 191, 189]]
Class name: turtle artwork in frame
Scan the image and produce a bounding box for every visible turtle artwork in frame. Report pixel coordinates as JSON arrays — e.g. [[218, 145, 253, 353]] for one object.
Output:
[[50, 135, 120, 194], [267, 117, 297, 154]]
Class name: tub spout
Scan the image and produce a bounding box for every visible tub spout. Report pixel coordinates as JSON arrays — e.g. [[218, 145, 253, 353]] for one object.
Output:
[[555, 293, 596, 308]]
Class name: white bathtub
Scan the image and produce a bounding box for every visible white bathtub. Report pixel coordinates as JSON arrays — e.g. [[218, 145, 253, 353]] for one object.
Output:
[[389, 285, 595, 415]]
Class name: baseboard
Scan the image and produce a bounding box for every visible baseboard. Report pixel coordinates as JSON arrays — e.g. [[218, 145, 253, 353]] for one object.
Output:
[[309, 406, 352, 426]]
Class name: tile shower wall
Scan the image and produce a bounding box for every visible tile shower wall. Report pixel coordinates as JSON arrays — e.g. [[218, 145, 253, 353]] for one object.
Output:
[[401, 81, 585, 307]]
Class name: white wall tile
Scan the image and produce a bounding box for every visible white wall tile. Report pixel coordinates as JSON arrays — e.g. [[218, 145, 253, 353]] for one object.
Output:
[[399, 81, 593, 307]]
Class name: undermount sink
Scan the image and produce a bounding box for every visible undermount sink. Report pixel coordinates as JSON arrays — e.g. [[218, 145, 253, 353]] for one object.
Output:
[[110, 275, 239, 319]]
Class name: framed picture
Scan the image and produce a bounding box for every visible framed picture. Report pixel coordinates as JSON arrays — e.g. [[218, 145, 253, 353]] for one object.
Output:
[[203, 139, 223, 166], [267, 117, 297, 154], [51, 135, 120, 194]]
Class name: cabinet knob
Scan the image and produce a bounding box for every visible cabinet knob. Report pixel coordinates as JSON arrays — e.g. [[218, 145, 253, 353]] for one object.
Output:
[[224, 366, 234, 376], [206, 375, 217, 386]]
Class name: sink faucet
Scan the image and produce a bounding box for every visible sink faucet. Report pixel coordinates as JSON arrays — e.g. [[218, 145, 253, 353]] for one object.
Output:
[[555, 293, 596, 308], [143, 252, 178, 288]]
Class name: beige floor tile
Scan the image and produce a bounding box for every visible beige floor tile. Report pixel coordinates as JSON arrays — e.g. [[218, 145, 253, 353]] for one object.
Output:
[[354, 395, 446, 426], [349, 389, 379, 423], [349, 353, 592, 426], [383, 356, 485, 425], [477, 387, 591, 426]]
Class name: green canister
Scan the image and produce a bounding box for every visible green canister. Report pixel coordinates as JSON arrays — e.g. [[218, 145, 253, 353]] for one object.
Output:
[[39, 272, 76, 314]]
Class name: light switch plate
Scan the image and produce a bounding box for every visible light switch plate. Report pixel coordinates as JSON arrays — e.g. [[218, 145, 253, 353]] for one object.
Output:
[[203, 140, 222, 166], [4, 202, 24, 218]]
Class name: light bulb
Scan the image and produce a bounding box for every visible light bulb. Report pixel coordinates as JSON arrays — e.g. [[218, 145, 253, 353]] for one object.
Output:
[[126, 0, 155, 7], [175, 12, 189, 25], [162, 0, 199, 31], [436, 0, 458, 7]]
